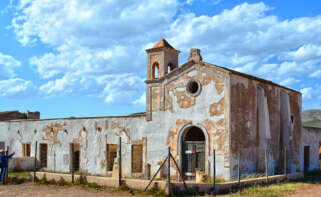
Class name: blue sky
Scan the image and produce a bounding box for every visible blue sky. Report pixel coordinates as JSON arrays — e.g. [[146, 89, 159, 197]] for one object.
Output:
[[0, 0, 321, 119]]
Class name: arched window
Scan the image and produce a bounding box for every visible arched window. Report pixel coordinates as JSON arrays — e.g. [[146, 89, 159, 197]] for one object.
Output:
[[152, 62, 159, 79], [167, 63, 175, 73]]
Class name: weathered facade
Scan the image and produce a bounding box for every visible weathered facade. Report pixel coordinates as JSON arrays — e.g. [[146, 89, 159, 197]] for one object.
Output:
[[0, 39, 309, 180]]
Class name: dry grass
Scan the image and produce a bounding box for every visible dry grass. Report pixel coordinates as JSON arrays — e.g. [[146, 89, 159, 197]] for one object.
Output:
[[216, 182, 309, 197]]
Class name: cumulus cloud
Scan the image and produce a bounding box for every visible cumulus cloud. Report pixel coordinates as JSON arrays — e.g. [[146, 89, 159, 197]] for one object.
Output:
[[9, 1, 321, 108], [0, 52, 21, 79], [0, 78, 35, 97], [301, 87, 313, 99], [12, 0, 178, 104], [133, 92, 146, 105], [0, 52, 35, 97], [165, 2, 321, 89]]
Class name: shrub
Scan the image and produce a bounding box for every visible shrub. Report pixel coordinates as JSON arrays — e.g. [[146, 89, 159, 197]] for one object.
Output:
[[76, 174, 87, 185], [57, 177, 69, 186], [47, 179, 57, 185], [119, 183, 130, 191], [38, 176, 48, 185]]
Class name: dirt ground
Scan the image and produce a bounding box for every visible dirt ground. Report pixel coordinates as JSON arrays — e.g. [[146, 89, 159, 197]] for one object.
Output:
[[0, 183, 143, 197], [287, 184, 321, 197]]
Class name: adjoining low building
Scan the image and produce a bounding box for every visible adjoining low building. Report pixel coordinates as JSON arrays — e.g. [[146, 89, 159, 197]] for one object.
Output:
[[0, 110, 40, 121], [0, 39, 314, 180]]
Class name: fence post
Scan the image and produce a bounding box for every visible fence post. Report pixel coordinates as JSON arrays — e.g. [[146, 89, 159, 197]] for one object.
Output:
[[71, 143, 74, 184], [34, 141, 38, 183], [5, 146, 9, 184], [284, 147, 287, 179], [265, 149, 268, 183], [119, 137, 122, 187], [168, 147, 171, 197], [238, 152, 241, 189], [213, 149, 216, 195]]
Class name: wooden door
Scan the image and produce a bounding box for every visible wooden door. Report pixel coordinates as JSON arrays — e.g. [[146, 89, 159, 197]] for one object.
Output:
[[132, 144, 143, 173], [40, 143, 48, 168]]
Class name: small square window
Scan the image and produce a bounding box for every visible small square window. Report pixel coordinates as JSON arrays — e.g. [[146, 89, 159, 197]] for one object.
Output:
[[22, 143, 31, 157]]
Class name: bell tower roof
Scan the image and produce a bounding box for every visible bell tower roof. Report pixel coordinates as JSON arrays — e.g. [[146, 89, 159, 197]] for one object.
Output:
[[146, 38, 180, 53]]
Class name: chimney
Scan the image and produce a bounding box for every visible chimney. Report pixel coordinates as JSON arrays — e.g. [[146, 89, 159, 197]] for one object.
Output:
[[188, 48, 202, 63]]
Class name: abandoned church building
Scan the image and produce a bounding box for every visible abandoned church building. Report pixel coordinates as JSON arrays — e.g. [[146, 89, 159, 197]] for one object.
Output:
[[0, 39, 320, 180]]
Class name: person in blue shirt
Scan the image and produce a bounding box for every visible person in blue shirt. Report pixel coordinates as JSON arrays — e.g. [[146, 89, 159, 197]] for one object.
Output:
[[0, 150, 15, 184]]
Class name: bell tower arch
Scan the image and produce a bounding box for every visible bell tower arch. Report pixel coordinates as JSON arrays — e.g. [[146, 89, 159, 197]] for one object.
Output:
[[146, 39, 180, 80]]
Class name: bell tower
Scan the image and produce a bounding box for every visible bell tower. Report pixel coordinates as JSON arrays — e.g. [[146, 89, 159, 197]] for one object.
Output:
[[145, 39, 180, 80]]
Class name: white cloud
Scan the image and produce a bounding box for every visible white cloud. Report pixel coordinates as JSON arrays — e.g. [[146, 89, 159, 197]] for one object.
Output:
[[165, 2, 321, 91], [9, 1, 321, 108], [0, 78, 35, 97], [12, 0, 178, 104], [301, 87, 313, 100], [281, 44, 321, 62], [309, 70, 321, 78], [133, 92, 146, 105], [279, 77, 299, 86], [0, 52, 21, 79]]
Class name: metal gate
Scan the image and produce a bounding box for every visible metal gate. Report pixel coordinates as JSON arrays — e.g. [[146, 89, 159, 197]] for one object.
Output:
[[182, 141, 205, 179]]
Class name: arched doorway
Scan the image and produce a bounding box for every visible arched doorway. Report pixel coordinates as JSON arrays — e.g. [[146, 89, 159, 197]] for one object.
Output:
[[181, 126, 206, 179]]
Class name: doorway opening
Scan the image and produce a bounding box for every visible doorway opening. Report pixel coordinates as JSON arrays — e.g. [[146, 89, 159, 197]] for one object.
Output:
[[70, 143, 80, 172], [304, 146, 310, 174], [40, 143, 48, 168], [181, 126, 205, 179]]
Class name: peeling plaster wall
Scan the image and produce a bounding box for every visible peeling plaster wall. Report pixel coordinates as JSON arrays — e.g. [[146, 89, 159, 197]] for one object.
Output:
[[229, 74, 302, 178], [302, 127, 321, 171], [0, 61, 304, 181], [0, 62, 232, 179], [151, 63, 231, 179], [0, 117, 152, 177]]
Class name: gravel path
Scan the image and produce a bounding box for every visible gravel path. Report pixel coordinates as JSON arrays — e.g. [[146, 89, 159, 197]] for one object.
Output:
[[287, 184, 321, 197], [0, 183, 139, 197]]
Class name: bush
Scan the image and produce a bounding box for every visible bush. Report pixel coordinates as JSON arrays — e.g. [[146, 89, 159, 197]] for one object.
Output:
[[201, 174, 225, 183], [57, 177, 69, 186], [47, 179, 57, 185], [38, 176, 48, 185], [76, 174, 87, 185], [148, 186, 167, 197], [119, 183, 130, 191]]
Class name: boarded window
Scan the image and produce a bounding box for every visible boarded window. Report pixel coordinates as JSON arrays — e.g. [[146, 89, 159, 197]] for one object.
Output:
[[0, 142, 4, 150], [107, 144, 117, 171], [40, 143, 48, 168], [70, 143, 80, 172], [22, 143, 31, 157], [131, 144, 143, 173]]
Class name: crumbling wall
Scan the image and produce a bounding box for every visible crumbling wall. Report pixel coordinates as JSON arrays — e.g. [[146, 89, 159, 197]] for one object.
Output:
[[229, 74, 302, 178], [0, 116, 150, 177], [158, 63, 231, 179], [302, 127, 321, 171]]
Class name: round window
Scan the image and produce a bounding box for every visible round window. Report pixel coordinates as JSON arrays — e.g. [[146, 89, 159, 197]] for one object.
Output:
[[187, 79, 201, 96]]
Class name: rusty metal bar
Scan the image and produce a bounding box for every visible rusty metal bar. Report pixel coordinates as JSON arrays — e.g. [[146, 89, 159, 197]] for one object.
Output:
[[213, 149, 216, 195], [119, 137, 122, 187], [238, 152, 240, 188], [144, 156, 168, 192], [34, 141, 38, 183], [71, 143, 74, 184], [5, 146, 9, 184], [168, 147, 171, 197], [284, 147, 287, 179], [169, 152, 189, 194]]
